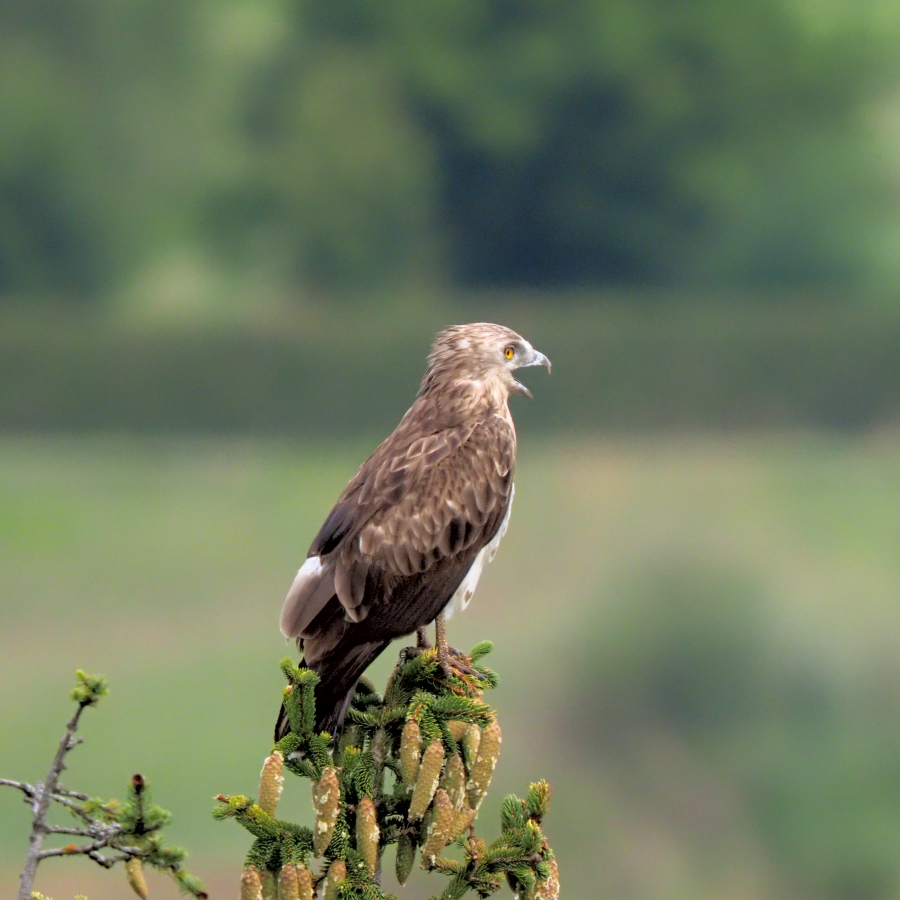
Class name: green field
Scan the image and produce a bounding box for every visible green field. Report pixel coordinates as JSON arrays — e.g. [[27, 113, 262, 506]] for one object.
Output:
[[3, 434, 900, 900]]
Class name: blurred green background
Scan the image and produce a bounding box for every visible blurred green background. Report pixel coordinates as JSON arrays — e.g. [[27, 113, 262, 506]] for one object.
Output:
[[3, 1, 900, 899]]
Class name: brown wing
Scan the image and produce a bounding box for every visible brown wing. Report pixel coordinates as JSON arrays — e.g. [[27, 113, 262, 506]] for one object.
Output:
[[347, 416, 514, 614], [285, 413, 515, 664]]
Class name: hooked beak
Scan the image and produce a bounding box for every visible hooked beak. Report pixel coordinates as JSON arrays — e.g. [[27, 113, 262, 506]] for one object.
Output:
[[528, 349, 552, 373], [512, 347, 551, 398]]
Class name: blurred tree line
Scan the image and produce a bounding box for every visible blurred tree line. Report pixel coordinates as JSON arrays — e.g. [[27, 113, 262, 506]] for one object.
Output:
[[0, 0, 896, 302]]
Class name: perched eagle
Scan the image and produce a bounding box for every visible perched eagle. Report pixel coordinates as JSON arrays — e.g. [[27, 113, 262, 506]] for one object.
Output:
[[276, 323, 550, 739]]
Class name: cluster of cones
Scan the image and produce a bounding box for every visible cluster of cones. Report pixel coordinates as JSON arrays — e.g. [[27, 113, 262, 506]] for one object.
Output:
[[215, 642, 559, 900]]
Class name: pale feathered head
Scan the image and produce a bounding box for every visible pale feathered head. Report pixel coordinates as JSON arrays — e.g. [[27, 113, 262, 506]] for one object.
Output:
[[421, 323, 551, 399]]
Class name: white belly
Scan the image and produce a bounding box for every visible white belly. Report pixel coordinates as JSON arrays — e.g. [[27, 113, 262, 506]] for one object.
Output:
[[443, 484, 514, 620]]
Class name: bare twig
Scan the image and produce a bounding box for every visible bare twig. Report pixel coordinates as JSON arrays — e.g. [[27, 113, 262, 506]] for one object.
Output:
[[0, 778, 36, 796], [53, 787, 92, 800], [45, 793, 97, 822], [17, 699, 91, 900], [85, 844, 145, 868], [44, 825, 106, 837], [3, 671, 205, 899], [37, 835, 116, 861]]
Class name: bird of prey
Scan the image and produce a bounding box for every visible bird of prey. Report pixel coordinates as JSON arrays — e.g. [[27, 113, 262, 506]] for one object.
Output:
[[276, 323, 550, 739]]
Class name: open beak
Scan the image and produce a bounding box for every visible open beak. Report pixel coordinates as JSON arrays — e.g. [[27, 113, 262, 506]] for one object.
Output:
[[512, 348, 551, 398]]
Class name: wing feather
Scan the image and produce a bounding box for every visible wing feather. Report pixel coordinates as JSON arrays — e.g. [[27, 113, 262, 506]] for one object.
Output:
[[280, 410, 515, 655], [334, 557, 368, 612], [280, 556, 336, 638], [352, 416, 514, 584]]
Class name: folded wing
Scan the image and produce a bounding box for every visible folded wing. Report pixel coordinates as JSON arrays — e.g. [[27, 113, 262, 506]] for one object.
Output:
[[279, 414, 515, 657]]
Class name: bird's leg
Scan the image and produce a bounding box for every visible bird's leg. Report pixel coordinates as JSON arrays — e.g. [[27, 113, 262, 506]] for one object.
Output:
[[402, 626, 431, 661], [433, 613, 485, 684], [435, 613, 453, 677]]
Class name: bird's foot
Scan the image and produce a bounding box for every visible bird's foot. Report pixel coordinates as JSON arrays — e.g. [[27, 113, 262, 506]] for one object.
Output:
[[434, 613, 484, 691], [437, 645, 486, 694], [443, 646, 483, 678], [438, 654, 455, 680], [403, 627, 433, 660]]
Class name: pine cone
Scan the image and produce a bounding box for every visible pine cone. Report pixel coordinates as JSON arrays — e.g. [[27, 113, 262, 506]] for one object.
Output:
[[467, 720, 501, 811], [356, 795, 379, 877], [409, 739, 444, 821], [312, 767, 341, 855]]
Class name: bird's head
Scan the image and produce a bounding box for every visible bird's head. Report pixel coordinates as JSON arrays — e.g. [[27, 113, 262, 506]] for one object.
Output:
[[423, 323, 551, 401]]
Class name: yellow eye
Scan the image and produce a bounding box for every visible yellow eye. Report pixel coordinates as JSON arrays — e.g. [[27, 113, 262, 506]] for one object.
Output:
[[504, 346, 515, 360]]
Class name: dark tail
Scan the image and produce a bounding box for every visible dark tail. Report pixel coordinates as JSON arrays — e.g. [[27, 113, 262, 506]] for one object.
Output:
[[274, 638, 390, 742]]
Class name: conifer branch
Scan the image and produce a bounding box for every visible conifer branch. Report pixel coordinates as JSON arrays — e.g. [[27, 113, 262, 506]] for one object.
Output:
[[215, 641, 560, 899], [1, 671, 206, 900]]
